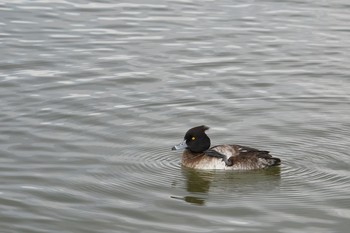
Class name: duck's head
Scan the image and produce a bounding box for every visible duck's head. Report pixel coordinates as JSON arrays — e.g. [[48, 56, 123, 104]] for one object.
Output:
[[172, 125, 211, 153]]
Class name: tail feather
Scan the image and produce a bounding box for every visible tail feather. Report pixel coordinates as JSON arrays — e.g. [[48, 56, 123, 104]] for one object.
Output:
[[268, 157, 281, 166]]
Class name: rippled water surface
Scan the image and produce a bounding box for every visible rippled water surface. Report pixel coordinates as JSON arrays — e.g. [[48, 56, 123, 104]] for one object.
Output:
[[1, 0, 350, 232]]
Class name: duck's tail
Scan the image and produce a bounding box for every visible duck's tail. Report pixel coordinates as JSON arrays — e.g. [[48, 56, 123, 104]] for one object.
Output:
[[267, 157, 281, 167]]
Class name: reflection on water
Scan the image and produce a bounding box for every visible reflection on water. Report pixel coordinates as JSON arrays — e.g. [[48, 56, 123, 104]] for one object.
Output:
[[174, 167, 281, 205]]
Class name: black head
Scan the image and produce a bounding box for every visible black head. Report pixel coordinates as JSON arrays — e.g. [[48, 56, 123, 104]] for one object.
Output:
[[183, 125, 211, 153]]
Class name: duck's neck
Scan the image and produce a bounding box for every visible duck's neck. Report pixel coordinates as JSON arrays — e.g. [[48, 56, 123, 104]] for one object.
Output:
[[183, 149, 204, 159]]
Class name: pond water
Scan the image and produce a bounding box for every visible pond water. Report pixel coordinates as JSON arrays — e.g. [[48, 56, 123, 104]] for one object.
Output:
[[1, 0, 350, 232]]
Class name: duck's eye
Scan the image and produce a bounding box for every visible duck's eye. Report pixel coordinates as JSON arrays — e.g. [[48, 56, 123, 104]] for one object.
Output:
[[192, 136, 196, 140]]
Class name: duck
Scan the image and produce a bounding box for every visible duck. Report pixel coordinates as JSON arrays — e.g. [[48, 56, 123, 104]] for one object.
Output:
[[172, 125, 281, 170]]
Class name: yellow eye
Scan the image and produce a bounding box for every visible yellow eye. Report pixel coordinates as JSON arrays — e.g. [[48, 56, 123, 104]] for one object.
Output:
[[192, 136, 196, 140]]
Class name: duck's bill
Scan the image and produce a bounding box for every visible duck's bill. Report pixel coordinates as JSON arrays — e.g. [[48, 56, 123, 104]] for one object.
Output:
[[171, 140, 187, 151]]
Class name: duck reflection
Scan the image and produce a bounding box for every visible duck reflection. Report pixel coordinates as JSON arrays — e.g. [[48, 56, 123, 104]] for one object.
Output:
[[182, 168, 213, 205], [174, 166, 281, 205]]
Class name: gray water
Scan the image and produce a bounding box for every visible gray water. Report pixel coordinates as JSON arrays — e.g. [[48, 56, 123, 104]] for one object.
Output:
[[1, 0, 350, 232]]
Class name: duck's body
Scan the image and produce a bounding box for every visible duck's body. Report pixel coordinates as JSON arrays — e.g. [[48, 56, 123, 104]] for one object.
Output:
[[172, 126, 281, 170], [182, 144, 280, 170]]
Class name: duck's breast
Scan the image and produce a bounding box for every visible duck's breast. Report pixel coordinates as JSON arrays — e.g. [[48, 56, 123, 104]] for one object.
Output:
[[181, 150, 227, 169]]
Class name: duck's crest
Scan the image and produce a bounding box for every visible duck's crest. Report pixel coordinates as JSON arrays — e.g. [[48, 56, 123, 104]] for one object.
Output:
[[200, 125, 209, 131]]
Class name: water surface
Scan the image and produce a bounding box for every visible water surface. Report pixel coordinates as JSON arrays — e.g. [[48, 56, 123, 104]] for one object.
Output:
[[1, 0, 350, 232]]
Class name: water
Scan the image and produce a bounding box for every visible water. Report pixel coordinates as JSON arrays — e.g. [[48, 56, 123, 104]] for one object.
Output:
[[1, 0, 350, 232]]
